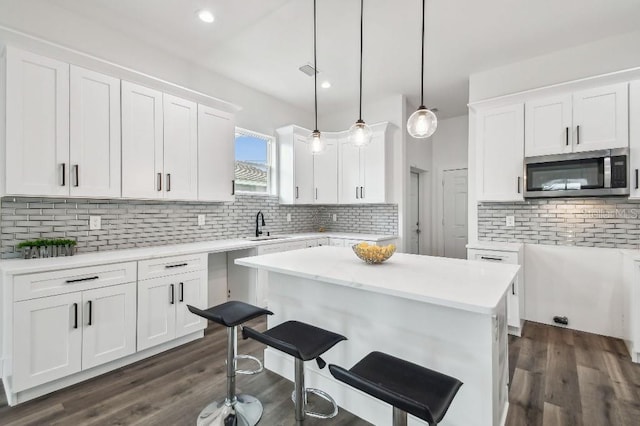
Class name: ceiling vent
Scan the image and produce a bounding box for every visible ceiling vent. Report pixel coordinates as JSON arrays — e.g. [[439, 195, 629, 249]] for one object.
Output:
[[299, 64, 319, 76]]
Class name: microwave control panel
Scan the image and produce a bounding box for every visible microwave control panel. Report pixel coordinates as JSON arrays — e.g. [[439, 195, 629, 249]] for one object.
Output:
[[611, 155, 627, 188]]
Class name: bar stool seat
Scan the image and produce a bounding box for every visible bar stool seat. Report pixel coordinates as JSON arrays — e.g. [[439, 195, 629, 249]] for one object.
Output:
[[243, 320, 347, 424], [188, 301, 272, 426], [329, 351, 462, 426]]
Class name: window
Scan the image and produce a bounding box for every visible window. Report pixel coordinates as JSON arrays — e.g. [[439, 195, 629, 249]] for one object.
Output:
[[234, 128, 275, 194]]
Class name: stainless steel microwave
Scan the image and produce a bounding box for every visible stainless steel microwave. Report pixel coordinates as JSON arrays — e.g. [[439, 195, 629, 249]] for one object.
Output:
[[524, 148, 629, 198]]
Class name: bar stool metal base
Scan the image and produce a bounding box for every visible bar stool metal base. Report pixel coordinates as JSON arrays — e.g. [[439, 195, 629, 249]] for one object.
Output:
[[392, 407, 408, 426], [196, 394, 263, 426]]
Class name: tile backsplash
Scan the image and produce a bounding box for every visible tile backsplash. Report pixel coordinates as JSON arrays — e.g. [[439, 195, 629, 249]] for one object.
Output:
[[0, 194, 398, 258], [478, 198, 640, 249]]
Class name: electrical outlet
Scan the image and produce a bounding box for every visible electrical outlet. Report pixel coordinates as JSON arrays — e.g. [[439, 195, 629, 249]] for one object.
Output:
[[332, 214, 337, 222], [89, 216, 101, 230], [286, 213, 291, 222], [505, 216, 515, 227], [198, 214, 205, 226]]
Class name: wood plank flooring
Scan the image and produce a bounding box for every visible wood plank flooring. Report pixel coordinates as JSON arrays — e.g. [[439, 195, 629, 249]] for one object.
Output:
[[1, 319, 639, 425]]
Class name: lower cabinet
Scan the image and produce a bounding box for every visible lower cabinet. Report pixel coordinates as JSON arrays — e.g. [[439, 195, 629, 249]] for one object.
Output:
[[13, 282, 136, 392], [137, 270, 207, 351]]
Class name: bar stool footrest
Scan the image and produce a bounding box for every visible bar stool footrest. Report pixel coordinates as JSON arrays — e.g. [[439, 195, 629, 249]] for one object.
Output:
[[234, 354, 263, 375], [290, 387, 339, 419]]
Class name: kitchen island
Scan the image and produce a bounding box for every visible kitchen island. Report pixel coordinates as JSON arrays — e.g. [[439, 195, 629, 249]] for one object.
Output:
[[236, 246, 520, 426]]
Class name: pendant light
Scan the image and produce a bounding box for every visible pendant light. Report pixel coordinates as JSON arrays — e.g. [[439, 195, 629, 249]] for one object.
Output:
[[407, 0, 437, 139], [309, 0, 326, 155], [348, 0, 372, 147]]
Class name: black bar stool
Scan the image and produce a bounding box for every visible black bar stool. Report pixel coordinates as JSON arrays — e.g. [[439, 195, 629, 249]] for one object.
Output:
[[187, 301, 272, 426], [243, 320, 347, 425], [329, 351, 462, 426]]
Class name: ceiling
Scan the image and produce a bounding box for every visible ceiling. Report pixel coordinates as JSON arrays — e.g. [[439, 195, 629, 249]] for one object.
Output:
[[36, 0, 640, 117]]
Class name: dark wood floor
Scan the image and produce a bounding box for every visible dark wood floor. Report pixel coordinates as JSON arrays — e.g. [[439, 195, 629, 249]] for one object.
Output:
[[1, 320, 639, 425]]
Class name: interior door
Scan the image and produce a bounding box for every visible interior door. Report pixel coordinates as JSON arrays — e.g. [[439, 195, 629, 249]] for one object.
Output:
[[163, 94, 198, 200], [5, 47, 70, 196], [198, 104, 236, 201], [524, 94, 572, 156], [82, 283, 136, 370], [121, 81, 164, 199], [137, 276, 176, 351], [293, 135, 315, 204], [13, 293, 82, 392], [313, 137, 338, 204], [443, 169, 468, 259], [175, 272, 208, 338], [573, 83, 629, 152], [339, 139, 361, 203], [69, 66, 121, 197], [409, 172, 420, 254]]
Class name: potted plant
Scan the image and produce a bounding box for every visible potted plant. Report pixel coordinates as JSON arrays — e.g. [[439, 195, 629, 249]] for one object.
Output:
[[17, 239, 78, 259]]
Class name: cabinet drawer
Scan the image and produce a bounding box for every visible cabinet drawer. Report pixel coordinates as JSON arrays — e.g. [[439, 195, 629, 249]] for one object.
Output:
[[14, 262, 137, 302], [138, 253, 207, 281], [468, 249, 518, 265]]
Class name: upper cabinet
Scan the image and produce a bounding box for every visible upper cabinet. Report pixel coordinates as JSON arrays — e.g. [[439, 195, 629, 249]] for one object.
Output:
[[197, 105, 236, 202], [5, 47, 70, 196], [525, 83, 628, 156], [630, 81, 640, 199], [314, 135, 338, 204], [476, 104, 525, 202], [277, 126, 317, 205]]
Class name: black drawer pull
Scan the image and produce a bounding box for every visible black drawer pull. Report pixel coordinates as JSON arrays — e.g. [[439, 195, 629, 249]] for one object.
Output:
[[232, 179, 235, 195], [88, 300, 93, 326], [165, 263, 188, 269], [66, 276, 99, 284], [170, 284, 175, 305], [480, 256, 503, 261], [73, 303, 78, 329], [179, 282, 184, 302]]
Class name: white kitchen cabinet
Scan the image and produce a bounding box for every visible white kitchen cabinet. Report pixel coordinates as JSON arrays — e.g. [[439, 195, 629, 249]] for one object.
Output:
[[475, 103, 525, 202], [5, 47, 70, 196], [121, 81, 164, 199], [623, 254, 640, 363], [629, 81, 640, 199], [467, 243, 525, 336], [69, 66, 121, 198], [197, 104, 236, 202], [277, 125, 316, 204], [13, 292, 82, 392], [339, 141, 361, 204], [137, 270, 207, 351], [163, 94, 198, 200], [314, 136, 338, 204], [293, 135, 315, 204], [525, 94, 573, 157]]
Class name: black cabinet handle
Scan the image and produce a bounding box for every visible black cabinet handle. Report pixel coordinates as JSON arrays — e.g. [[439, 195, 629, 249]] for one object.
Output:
[[356, 186, 359, 199], [73, 303, 78, 329], [166, 173, 171, 192], [65, 276, 99, 284], [74, 165, 79, 187], [295, 186, 299, 199], [157, 173, 162, 191], [565, 127, 569, 146], [179, 282, 184, 302], [512, 283, 516, 295], [170, 284, 175, 305], [635, 169, 638, 190], [165, 263, 188, 269], [87, 300, 92, 326], [480, 256, 503, 261], [231, 180, 235, 195], [315, 188, 318, 200], [517, 176, 521, 194], [360, 186, 365, 199], [61, 163, 66, 186], [576, 125, 580, 144]]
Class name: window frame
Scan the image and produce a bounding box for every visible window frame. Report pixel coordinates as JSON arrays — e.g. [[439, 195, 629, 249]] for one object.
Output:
[[234, 127, 277, 196]]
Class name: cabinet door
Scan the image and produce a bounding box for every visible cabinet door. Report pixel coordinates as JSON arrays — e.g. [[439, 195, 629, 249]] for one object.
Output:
[[121, 81, 164, 199], [6, 47, 69, 196], [507, 280, 520, 331], [631, 81, 640, 199], [339, 139, 361, 204], [476, 104, 525, 202], [13, 293, 82, 392], [69, 66, 121, 197], [360, 129, 387, 203], [163, 94, 198, 200], [175, 271, 208, 338], [137, 276, 176, 351], [314, 137, 338, 204], [82, 283, 136, 370], [329, 238, 345, 247], [572, 83, 629, 152], [525, 94, 572, 156], [293, 135, 315, 204], [198, 105, 236, 202]]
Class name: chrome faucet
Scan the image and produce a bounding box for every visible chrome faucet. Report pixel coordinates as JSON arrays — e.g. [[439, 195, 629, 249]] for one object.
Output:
[[256, 211, 266, 237]]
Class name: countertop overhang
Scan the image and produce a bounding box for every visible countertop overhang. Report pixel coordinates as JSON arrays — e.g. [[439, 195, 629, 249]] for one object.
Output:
[[236, 246, 520, 315]]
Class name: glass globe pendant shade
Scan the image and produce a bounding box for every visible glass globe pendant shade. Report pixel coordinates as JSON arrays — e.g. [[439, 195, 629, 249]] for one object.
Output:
[[308, 130, 326, 154], [348, 120, 372, 147], [407, 106, 437, 139]]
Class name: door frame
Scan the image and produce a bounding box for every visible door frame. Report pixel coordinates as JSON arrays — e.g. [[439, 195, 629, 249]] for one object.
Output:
[[408, 167, 431, 255], [437, 167, 468, 257]]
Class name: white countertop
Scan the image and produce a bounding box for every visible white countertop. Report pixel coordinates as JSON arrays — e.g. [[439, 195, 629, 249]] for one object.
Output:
[[0, 232, 397, 276], [236, 246, 520, 315], [466, 241, 523, 252]]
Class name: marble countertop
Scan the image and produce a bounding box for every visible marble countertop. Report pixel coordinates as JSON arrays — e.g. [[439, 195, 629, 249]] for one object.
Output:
[[0, 232, 397, 276], [236, 246, 520, 315]]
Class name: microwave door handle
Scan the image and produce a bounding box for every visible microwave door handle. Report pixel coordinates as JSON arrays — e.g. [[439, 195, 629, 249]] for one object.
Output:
[[603, 156, 611, 189]]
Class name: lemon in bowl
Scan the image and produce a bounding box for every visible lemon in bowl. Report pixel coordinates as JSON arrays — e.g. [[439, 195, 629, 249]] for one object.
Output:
[[352, 242, 396, 264]]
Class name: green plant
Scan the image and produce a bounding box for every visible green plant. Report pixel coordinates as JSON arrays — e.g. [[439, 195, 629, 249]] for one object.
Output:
[[17, 238, 77, 249]]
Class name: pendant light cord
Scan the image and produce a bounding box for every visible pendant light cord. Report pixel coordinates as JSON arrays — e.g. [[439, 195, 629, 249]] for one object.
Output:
[[420, 0, 425, 107], [358, 0, 364, 121], [313, 0, 319, 131]]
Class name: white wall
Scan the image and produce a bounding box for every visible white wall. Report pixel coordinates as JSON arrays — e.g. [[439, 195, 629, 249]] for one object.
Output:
[[0, 2, 312, 135]]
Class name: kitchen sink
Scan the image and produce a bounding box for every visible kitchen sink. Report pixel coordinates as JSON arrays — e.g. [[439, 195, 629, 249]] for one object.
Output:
[[245, 235, 291, 241]]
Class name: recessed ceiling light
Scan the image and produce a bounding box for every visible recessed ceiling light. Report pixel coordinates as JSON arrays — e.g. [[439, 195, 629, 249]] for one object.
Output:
[[321, 81, 331, 89], [197, 10, 215, 23]]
